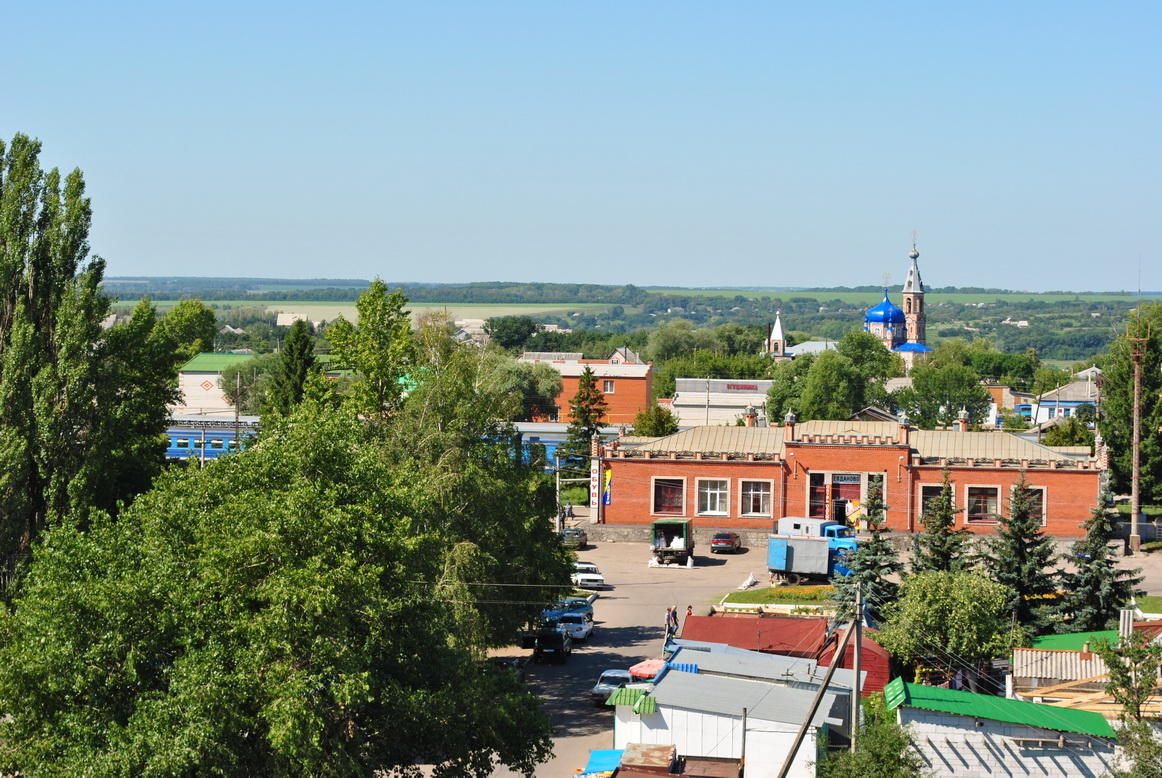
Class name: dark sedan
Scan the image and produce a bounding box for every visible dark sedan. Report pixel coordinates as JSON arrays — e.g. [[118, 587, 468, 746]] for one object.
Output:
[[709, 532, 743, 553]]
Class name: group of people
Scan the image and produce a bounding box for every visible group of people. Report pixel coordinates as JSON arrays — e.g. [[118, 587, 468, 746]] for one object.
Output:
[[664, 605, 693, 640]]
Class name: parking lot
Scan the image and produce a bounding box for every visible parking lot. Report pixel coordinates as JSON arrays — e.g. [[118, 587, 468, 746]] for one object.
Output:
[[490, 540, 766, 777], [490, 538, 1162, 777]]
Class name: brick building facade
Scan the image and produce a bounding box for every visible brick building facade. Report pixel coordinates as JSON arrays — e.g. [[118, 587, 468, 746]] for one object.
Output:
[[597, 419, 1101, 537], [520, 351, 653, 426]]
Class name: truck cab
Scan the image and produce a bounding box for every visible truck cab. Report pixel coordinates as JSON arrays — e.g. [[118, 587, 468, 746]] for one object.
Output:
[[775, 517, 858, 553]]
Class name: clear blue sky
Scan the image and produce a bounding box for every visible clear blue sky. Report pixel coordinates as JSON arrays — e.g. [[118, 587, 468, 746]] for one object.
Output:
[[4, 1, 1159, 291]]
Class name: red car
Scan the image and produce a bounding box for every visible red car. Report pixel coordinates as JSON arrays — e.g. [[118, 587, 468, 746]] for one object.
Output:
[[710, 532, 743, 553]]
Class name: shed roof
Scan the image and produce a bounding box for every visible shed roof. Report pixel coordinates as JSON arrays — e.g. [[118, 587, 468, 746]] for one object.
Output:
[[668, 644, 860, 690], [650, 669, 845, 727], [1031, 630, 1117, 651], [1010, 648, 1110, 682], [678, 615, 826, 658], [179, 352, 259, 373], [884, 678, 1115, 738]]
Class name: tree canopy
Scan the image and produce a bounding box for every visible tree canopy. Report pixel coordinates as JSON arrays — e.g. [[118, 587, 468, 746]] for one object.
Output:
[[1056, 490, 1142, 633], [911, 470, 972, 575], [157, 298, 218, 364], [984, 476, 1058, 636]]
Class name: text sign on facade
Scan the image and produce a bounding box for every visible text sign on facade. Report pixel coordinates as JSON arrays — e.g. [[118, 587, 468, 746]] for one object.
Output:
[[726, 383, 758, 391], [832, 473, 862, 484], [590, 457, 600, 509]]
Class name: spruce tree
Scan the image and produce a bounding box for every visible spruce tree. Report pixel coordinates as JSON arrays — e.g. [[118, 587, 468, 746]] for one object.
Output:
[[265, 319, 316, 416], [1055, 488, 1142, 633], [832, 483, 902, 623], [985, 474, 1058, 635], [556, 366, 608, 476], [911, 469, 971, 574]]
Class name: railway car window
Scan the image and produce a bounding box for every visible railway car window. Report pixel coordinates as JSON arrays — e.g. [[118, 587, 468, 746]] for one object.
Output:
[[228, 440, 240, 450], [210, 440, 225, 449], [193, 440, 204, 449], [175, 439, 189, 448]]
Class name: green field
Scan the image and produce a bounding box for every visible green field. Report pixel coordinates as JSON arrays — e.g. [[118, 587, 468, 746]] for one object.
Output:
[[647, 288, 1151, 305], [140, 300, 610, 322]]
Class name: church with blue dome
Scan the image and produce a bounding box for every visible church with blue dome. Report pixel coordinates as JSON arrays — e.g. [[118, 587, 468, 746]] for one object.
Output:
[[864, 241, 932, 370]]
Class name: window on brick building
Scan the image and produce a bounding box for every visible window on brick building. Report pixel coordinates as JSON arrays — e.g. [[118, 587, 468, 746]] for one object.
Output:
[[966, 486, 1000, 524], [740, 480, 772, 517], [652, 478, 684, 515], [920, 485, 944, 516], [602, 380, 615, 393], [1022, 485, 1047, 527], [808, 473, 827, 518], [697, 479, 729, 516]]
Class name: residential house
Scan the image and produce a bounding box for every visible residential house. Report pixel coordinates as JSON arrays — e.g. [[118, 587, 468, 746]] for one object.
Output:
[[670, 378, 773, 427], [519, 351, 653, 425]]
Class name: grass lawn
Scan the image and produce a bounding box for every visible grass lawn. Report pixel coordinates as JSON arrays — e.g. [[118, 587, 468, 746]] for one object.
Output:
[[1136, 594, 1162, 613], [722, 585, 834, 605], [1115, 505, 1162, 517]]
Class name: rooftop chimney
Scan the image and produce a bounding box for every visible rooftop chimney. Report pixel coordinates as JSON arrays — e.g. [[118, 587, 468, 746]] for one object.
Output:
[[743, 405, 758, 427], [784, 411, 797, 442], [957, 408, 970, 433], [897, 412, 910, 446]]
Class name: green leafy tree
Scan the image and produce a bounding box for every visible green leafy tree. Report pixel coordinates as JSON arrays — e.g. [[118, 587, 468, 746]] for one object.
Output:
[[557, 366, 608, 474], [911, 470, 972, 574], [646, 319, 716, 361], [0, 134, 178, 557], [831, 483, 902, 623], [651, 350, 772, 399], [998, 407, 1030, 430], [712, 323, 766, 355], [1094, 631, 1162, 722], [1099, 304, 1162, 502], [484, 315, 540, 351], [264, 319, 317, 416], [878, 571, 1014, 686], [766, 353, 815, 421], [0, 393, 566, 776], [632, 404, 679, 437], [1055, 489, 1142, 632], [220, 353, 279, 415], [1042, 416, 1095, 450], [797, 351, 864, 421], [1031, 364, 1075, 396], [1108, 720, 1162, 778], [327, 279, 415, 420], [984, 475, 1058, 635], [157, 297, 218, 363], [816, 693, 927, 778], [892, 360, 990, 429]]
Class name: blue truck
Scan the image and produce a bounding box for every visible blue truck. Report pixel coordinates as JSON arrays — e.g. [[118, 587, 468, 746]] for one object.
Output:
[[766, 517, 859, 584]]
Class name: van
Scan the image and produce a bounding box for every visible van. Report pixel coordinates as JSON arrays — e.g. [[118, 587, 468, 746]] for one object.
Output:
[[533, 629, 573, 663]]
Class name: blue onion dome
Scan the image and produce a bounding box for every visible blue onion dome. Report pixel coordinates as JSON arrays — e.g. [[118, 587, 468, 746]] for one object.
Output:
[[865, 289, 906, 324]]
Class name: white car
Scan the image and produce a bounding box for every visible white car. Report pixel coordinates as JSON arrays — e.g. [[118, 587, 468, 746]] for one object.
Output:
[[574, 561, 601, 575], [571, 572, 606, 590], [556, 612, 594, 642]]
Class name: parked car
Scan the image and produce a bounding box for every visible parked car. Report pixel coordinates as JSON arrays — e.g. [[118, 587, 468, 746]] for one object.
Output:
[[560, 527, 588, 549], [710, 531, 743, 553], [556, 612, 594, 642], [533, 629, 573, 663], [571, 571, 606, 590], [557, 596, 595, 622], [590, 669, 633, 704]]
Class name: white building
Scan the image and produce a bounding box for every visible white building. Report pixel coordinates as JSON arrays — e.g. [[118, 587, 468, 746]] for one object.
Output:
[[172, 353, 257, 416], [670, 378, 773, 427]]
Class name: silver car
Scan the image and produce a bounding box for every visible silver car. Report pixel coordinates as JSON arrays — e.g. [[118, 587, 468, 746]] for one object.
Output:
[[590, 669, 633, 705]]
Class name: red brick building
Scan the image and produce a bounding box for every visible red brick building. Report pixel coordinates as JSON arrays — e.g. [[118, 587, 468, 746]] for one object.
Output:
[[520, 350, 653, 426], [597, 418, 1102, 537]]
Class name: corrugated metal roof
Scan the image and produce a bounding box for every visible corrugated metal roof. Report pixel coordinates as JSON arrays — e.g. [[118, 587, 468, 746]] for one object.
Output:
[[649, 669, 845, 727], [607, 687, 649, 707], [668, 644, 860, 690], [633, 427, 785, 456], [884, 678, 1115, 738], [1011, 648, 1110, 681], [797, 420, 900, 438], [1031, 631, 1117, 651], [911, 430, 1078, 462]]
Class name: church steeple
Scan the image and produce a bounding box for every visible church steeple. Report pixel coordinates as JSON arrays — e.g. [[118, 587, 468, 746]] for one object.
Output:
[[901, 233, 926, 345], [767, 311, 786, 358]]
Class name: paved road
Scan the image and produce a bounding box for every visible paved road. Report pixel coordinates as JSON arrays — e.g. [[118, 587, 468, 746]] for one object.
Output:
[[491, 540, 767, 777]]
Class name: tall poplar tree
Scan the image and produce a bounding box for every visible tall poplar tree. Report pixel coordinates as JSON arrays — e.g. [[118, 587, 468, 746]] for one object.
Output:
[[0, 133, 177, 560], [985, 475, 1058, 635], [265, 319, 316, 416], [911, 469, 972, 574]]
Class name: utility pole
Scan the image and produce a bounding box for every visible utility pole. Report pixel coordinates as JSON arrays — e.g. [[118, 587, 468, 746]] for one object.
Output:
[[850, 581, 863, 753], [234, 372, 241, 453], [1128, 321, 1149, 553], [555, 452, 563, 533]]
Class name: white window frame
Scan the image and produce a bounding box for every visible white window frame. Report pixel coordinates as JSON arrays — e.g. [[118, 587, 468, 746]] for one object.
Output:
[[738, 479, 774, 518], [695, 478, 730, 517], [602, 380, 615, 394], [651, 476, 686, 517], [964, 484, 1002, 525]]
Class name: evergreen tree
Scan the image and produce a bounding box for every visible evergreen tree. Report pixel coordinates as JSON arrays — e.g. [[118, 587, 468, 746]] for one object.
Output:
[[984, 475, 1058, 635], [831, 483, 902, 623], [1055, 489, 1142, 632], [632, 403, 678, 437], [265, 319, 317, 415], [0, 134, 178, 558], [557, 366, 608, 475], [911, 469, 972, 574]]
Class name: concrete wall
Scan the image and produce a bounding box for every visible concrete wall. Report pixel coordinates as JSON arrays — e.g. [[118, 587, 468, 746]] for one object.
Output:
[[900, 707, 1117, 778]]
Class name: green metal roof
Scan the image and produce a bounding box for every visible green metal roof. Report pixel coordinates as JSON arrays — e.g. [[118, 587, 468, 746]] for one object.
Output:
[[606, 687, 657, 714], [883, 678, 1115, 738], [1030, 630, 1117, 651], [180, 353, 257, 373]]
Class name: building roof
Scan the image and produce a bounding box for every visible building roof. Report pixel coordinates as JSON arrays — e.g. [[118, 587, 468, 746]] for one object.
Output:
[[865, 290, 906, 324], [521, 360, 652, 378], [770, 313, 785, 342], [884, 678, 1115, 738], [903, 248, 924, 294], [649, 667, 845, 727], [679, 615, 826, 657], [892, 342, 933, 353], [788, 340, 838, 356], [1038, 381, 1100, 404], [609, 346, 643, 364], [520, 351, 583, 361], [910, 430, 1080, 463], [674, 378, 774, 394], [632, 427, 785, 457], [1031, 631, 1117, 651], [885, 377, 913, 393], [179, 353, 257, 373], [1010, 648, 1110, 682], [668, 644, 860, 690]]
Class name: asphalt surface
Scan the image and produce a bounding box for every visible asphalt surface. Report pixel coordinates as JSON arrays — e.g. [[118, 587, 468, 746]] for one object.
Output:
[[490, 540, 767, 777]]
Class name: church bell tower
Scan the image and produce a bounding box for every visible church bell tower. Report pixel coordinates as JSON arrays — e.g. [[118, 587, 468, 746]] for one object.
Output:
[[901, 234, 926, 346]]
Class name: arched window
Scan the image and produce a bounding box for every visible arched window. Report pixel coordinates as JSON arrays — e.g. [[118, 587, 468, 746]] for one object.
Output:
[[905, 299, 912, 313]]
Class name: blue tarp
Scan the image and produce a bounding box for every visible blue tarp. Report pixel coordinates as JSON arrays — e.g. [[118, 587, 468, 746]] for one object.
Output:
[[667, 662, 699, 674], [582, 749, 623, 774]]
